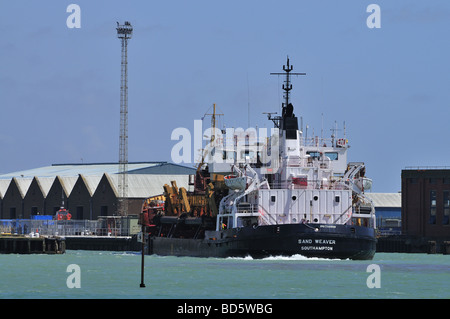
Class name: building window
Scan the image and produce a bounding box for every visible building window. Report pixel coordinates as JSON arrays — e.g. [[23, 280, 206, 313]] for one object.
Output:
[[444, 178, 450, 185], [429, 178, 437, 184], [444, 191, 450, 225], [429, 190, 436, 224]]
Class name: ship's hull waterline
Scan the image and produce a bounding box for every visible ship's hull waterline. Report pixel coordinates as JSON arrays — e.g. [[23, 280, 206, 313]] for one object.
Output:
[[148, 223, 376, 260]]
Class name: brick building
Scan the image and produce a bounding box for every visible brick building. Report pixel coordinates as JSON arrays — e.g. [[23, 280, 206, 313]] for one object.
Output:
[[402, 168, 450, 239]]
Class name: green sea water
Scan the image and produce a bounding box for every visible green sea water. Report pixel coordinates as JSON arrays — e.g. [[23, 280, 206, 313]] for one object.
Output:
[[0, 251, 448, 299]]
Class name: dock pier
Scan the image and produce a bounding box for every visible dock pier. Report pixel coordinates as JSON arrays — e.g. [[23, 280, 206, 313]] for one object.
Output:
[[0, 235, 65, 254]]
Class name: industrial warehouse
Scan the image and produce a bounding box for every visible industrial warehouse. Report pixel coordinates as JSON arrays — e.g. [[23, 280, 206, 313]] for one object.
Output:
[[0, 162, 195, 220]]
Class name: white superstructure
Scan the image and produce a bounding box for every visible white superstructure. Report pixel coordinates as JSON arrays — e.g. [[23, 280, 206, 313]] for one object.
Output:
[[210, 58, 375, 232]]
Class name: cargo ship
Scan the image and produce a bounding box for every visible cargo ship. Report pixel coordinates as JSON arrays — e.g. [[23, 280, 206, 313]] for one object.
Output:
[[139, 58, 377, 260]]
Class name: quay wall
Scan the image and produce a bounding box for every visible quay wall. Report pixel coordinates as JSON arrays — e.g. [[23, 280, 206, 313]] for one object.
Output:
[[376, 235, 450, 254], [65, 235, 140, 251], [0, 235, 65, 254]]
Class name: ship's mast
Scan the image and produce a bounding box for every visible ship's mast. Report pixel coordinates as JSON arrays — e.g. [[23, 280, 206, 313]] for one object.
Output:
[[267, 57, 306, 128], [270, 57, 306, 117]]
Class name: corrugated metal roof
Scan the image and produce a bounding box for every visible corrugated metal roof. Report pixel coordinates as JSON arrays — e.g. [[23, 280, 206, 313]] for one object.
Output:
[[0, 179, 10, 198], [59, 176, 79, 197], [35, 177, 55, 197], [129, 162, 196, 175], [1, 176, 99, 199], [107, 174, 191, 198], [15, 173, 192, 199], [80, 175, 102, 196], [0, 162, 168, 179], [365, 193, 401, 208], [13, 177, 33, 198]]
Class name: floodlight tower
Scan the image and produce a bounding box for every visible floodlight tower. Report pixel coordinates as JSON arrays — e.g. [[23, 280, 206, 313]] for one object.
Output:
[[116, 21, 132, 216]]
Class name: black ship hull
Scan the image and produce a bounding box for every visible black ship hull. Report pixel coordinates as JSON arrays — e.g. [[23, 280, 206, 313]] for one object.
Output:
[[148, 223, 376, 260]]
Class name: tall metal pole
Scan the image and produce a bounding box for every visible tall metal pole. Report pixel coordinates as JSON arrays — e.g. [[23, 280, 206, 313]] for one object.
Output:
[[116, 21, 132, 216]]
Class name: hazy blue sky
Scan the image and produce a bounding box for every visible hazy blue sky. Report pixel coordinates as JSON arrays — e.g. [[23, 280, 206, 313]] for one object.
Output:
[[1, 0, 450, 193]]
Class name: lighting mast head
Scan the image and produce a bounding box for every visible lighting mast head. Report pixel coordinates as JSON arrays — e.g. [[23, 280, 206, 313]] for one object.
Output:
[[116, 21, 133, 39]]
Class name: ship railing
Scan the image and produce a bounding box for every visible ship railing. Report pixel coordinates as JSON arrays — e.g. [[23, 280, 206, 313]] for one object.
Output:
[[235, 203, 277, 226], [284, 157, 330, 169], [236, 203, 259, 215], [301, 136, 347, 149], [267, 179, 348, 190]]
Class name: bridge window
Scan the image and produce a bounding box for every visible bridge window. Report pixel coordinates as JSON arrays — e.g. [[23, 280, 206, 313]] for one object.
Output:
[[307, 151, 320, 159], [325, 152, 338, 161]]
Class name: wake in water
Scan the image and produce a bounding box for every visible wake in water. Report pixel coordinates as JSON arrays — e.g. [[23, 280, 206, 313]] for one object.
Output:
[[226, 254, 343, 261]]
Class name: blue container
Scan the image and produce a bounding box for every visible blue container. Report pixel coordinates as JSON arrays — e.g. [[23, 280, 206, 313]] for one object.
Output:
[[31, 215, 53, 221]]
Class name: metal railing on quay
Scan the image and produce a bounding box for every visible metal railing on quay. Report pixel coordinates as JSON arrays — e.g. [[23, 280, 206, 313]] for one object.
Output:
[[0, 218, 139, 237]]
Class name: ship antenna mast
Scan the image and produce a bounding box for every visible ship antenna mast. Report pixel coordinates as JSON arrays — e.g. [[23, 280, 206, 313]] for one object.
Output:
[[116, 21, 133, 216], [270, 56, 306, 117]]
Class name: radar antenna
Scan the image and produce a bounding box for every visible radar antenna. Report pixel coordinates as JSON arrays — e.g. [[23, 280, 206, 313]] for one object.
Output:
[[270, 56, 306, 117]]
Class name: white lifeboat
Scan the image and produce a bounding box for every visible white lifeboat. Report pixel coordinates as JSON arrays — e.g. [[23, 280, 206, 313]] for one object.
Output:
[[224, 175, 248, 190]]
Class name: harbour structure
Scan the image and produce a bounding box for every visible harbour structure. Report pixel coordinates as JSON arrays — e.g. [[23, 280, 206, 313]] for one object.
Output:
[[0, 235, 65, 254], [0, 162, 195, 220], [140, 58, 377, 260]]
